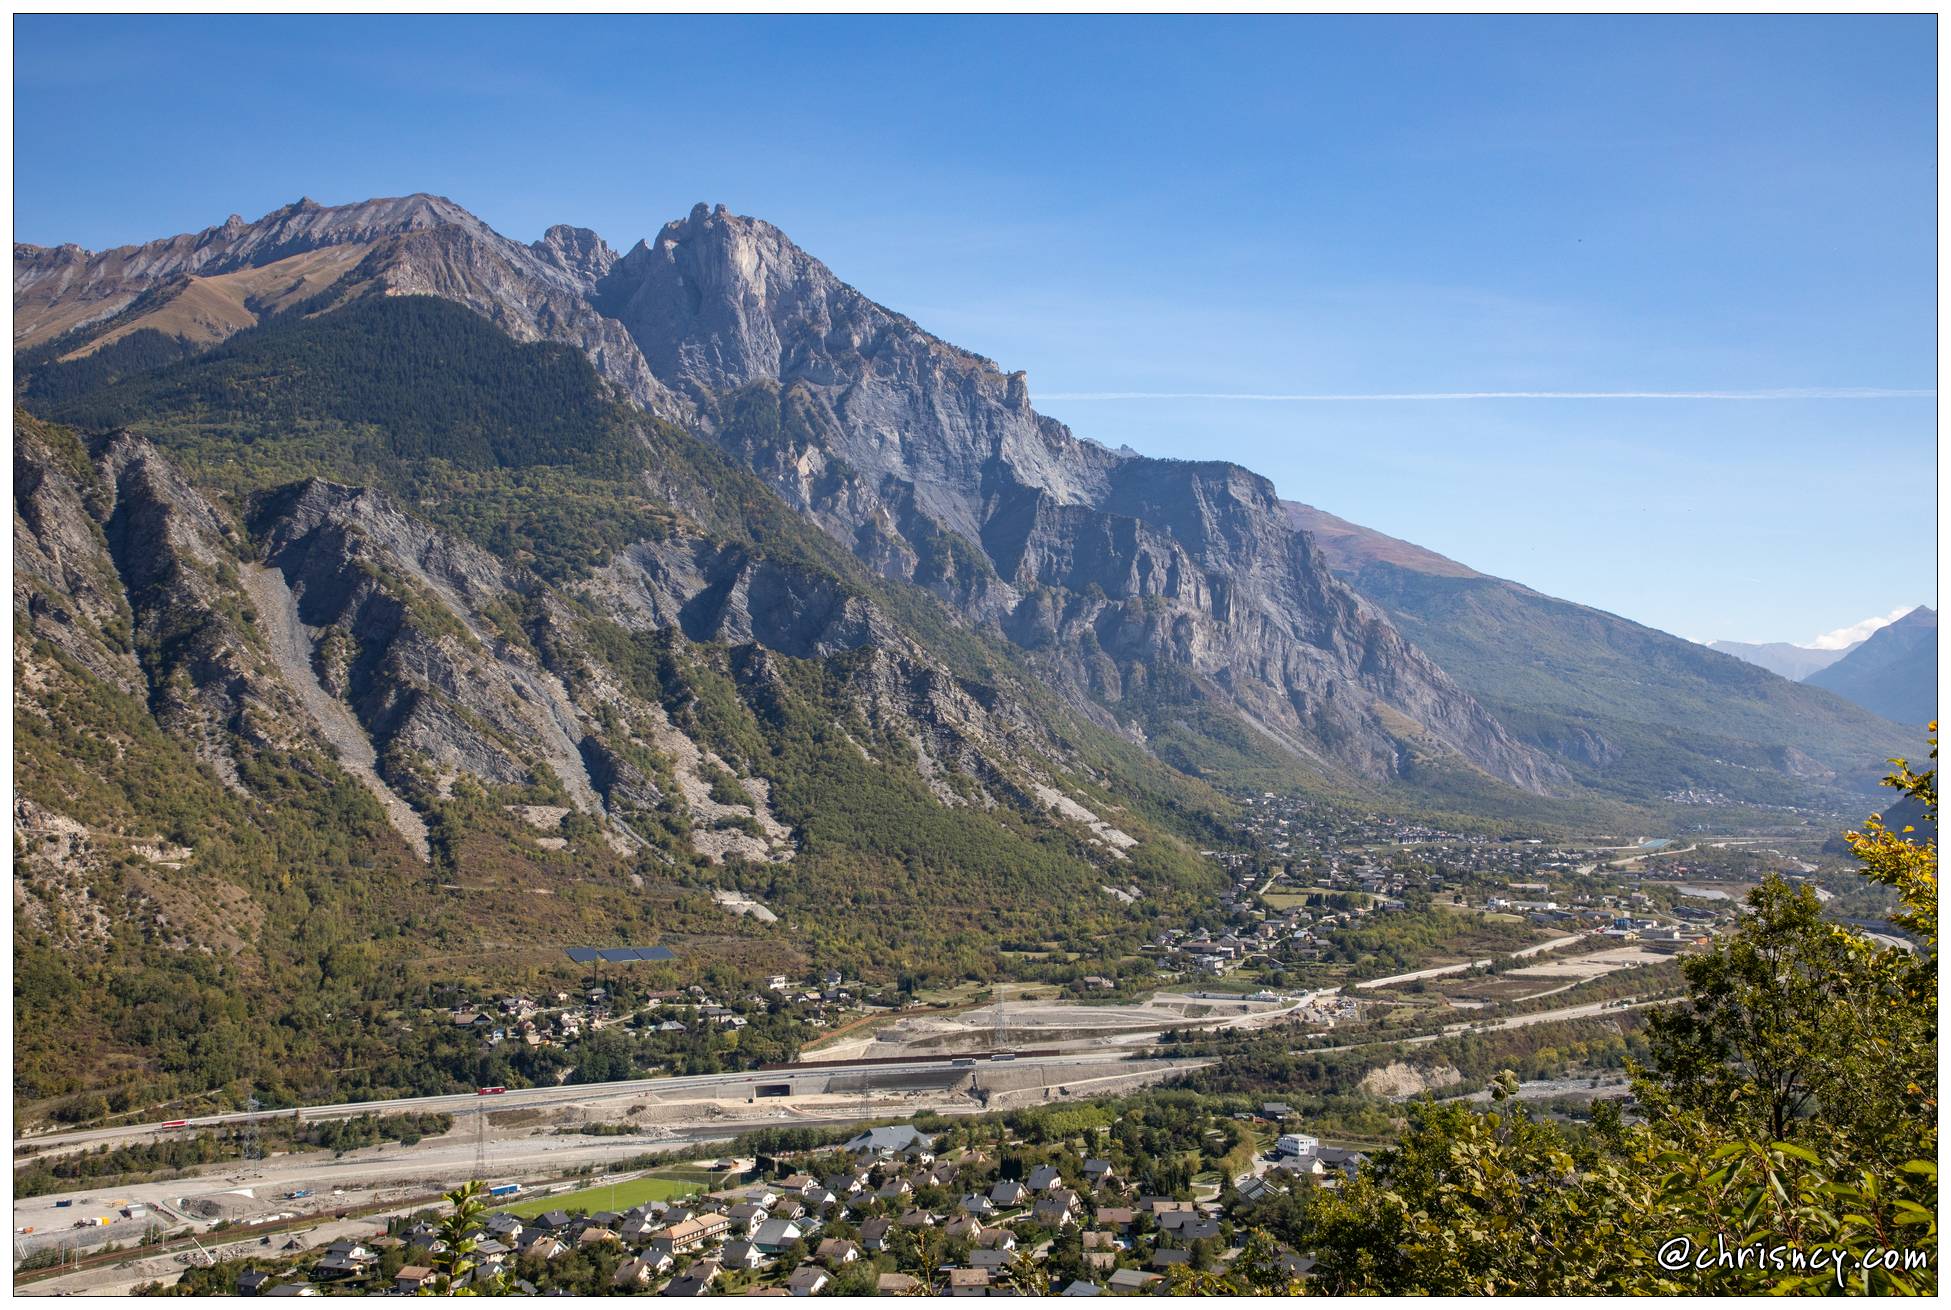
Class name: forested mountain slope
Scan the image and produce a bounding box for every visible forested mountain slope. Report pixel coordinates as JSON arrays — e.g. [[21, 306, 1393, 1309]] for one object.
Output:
[[12, 296, 1230, 1119], [1285, 502, 1912, 808], [1804, 605, 1937, 725]]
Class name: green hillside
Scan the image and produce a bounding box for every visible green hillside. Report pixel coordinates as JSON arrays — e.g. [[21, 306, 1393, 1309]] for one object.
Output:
[[13, 298, 1229, 1122], [1287, 503, 1912, 810], [1805, 606, 1937, 725]]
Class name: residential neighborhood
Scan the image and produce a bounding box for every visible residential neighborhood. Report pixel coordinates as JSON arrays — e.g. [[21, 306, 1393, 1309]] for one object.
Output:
[[162, 1098, 1351, 1296]]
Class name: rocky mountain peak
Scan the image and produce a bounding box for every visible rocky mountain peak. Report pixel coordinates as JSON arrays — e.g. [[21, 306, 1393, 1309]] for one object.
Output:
[[531, 223, 618, 285], [13, 192, 498, 349], [596, 201, 843, 402]]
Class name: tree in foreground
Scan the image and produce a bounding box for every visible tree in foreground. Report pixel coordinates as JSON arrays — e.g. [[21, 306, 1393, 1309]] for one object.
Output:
[[1219, 731, 1937, 1296], [428, 1179, 509, 1296]]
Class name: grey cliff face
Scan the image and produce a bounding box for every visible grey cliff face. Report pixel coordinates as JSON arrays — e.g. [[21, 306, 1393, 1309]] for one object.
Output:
[[531, 224, 620, 285], [586, 204, 1556, 792], [595, 204, 1119, 544], [14, 423, 142, 696]]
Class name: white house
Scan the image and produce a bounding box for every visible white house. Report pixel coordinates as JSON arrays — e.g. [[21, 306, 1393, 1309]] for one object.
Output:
[[1276, 1132, 1319, 1158]]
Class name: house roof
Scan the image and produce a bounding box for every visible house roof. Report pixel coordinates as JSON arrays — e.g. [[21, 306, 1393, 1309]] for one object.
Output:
[[844, 1125, 934, 1154]]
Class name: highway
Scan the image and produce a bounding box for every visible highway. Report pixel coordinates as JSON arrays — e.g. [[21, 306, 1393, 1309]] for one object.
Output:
[[7, 982, 1661, 1289], [1348, 933, 1587, 990], [13, 1050, 1157, 1155], [11, 1048, 1200, 1271]]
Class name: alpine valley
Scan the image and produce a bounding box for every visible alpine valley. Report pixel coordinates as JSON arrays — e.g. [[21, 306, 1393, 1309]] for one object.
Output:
[[11, 195, 1917, 1119]]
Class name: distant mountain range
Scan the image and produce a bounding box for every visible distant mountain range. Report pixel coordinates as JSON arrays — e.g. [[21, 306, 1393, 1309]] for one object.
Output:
[[16, 196, 1554, 799], [1805, 606, 1937, 726], [1707, 637, 1857, 681], [1709, 608, 1936, 726]]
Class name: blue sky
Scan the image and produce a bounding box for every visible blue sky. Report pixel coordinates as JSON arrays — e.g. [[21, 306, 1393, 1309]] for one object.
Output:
[[15, 14, 1936, 643]]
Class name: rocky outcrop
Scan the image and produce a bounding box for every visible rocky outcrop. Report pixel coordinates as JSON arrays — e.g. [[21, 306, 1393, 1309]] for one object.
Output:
[[17, 406, 1119, 874], [240, 560, 432, 858], [92, 434, 326, 785], [13, 416, 142, 695], [587, 536, 885, 659], [595, 204, 1118, 546], [251, 478, 610, 810], [349, 223, 681, 418], [531, 224, 620, 284]]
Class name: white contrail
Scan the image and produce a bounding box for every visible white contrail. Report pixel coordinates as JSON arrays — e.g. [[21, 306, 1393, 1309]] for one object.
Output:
[[1031, 388, 1934, 402]]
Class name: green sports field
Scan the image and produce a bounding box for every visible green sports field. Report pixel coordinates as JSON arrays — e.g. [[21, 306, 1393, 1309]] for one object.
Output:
[[491, 1174, 704, 1218]]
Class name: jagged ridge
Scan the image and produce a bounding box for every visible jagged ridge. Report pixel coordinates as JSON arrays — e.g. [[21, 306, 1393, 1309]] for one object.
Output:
[[18, 194, 1563, 796]]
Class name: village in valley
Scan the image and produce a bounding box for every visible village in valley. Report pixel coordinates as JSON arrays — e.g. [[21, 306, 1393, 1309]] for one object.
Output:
[[162, 1098, 1352, 1297], [8, 773, 1887, 1299], [11, 777, 1864, 1298]]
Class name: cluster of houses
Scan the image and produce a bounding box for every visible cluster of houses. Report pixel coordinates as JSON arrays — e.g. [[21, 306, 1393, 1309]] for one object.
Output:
[[1148, 893, 1408, 979], [227, 1113, 1347, 1297], [1230, 793, 1655, 893], [1212, 792, 1742, 972], [442, 971, 870, 1054], [1476, 886, 1728, 946]]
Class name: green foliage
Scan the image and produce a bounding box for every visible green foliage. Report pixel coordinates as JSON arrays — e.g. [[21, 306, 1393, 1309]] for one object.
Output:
[[1303, 906, 1543, 982], [1847, 730, 1939, 942], [29, 298, 683, 584], [1641, 876, 1926, 1159], [433, 1179, 510, 1295], [583, 627, 1223, 984], [38, 294, 624, 470], [17, 326, 199, 407], [1230, 736, 1939, 1295]]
